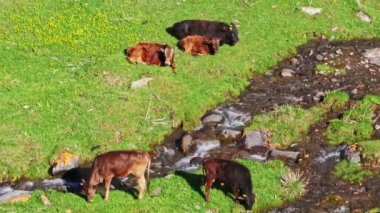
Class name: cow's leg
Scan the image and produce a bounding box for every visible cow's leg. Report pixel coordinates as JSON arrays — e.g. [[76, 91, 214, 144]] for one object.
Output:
[[204, 174, 215, 203], [232, 186, 240, 204], [136, 176, 146, 199], [103, 176, 113, 201]]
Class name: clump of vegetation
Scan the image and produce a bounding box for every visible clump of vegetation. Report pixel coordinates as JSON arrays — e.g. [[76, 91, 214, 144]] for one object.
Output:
[[333, 160, 371, 183], [326, 95, 379, 145], [280, 169, 309, 200], [248, 91, 349, 147], [315, 64, 346, 75], [360, 140, 380, 166]]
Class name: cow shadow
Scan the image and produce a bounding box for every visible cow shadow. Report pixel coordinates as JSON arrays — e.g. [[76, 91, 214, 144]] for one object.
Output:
[[174, 171, 234, 201], [58, 167, 140, 201]]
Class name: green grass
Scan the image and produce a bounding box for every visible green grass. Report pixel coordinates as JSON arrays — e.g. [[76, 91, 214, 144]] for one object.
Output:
[[360, 140, 380, 165], [1, 0, 379, 181], [326, 95, 380, 145], [333, 160, 372, 183], [0, 160, 298, 213], [247, 91, 349, 147]]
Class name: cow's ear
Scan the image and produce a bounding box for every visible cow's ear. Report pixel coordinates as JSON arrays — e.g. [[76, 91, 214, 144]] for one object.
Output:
[[160, 47, 165, 52], [221, 26, 227, 32]]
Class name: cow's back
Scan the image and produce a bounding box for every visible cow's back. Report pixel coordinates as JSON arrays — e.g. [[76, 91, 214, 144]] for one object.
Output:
[[171, 20, 227, 39], [94, 150, 149, 177]]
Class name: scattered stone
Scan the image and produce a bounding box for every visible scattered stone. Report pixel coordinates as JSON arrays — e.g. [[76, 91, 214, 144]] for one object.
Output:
[[130, 77, 154, 89], [218, 128, 242, 140], [280, 68, 296, 77], [0, 190, 32, 204], [40, 194, 51, 206], [342, 143, 362, 163], [301, 7, 323, 16], [65, 209, 72, 213], [316, 54, 324, 61], [351, 88, 358, 95], [363, 48, 380, 66], [51, 151, 80, 175], [241, 129, 270, 149], [16, 181, 34, 191], [331, 27, 338, 32], [202, 113, 223, 124], [181, 134, 193, 154], [313, 91, 325, 102], [356, 11, 371, 23]]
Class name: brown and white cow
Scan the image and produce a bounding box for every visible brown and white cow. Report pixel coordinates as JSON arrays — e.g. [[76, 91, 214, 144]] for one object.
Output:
[[125, 42, 176, 71], [190, 157, 255, 211], [179, 35, 220, 56], [82, 150, 151, 202]]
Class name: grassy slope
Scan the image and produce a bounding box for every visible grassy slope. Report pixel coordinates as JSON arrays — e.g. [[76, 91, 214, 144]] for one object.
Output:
[[1, 0, 379, 181]]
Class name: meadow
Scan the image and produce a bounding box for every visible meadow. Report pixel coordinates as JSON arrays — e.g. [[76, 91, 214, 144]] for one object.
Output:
[[1, 0, 380, 212]]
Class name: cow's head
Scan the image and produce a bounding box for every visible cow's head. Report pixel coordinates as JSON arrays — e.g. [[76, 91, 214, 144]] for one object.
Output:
[[203, 37, 220, 55], [81, 178, 96, 202], [222, 23, 239, 46], [244, 192, 255, 212], [160, 45, 175, 69]]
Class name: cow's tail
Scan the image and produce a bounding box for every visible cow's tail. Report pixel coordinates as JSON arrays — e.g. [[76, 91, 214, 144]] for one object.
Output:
[[145, 153, 151, 193]]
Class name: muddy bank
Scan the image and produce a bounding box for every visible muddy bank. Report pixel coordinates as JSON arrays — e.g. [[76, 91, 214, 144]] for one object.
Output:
[[1, 38, 380, 210]]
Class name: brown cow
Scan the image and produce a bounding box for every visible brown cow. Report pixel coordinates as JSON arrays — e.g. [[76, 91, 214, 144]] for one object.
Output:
[[82, 150, 151, 202], [179, 35, 220, 55], [125, 42, 176, 70], [191, 157, 255, 211]]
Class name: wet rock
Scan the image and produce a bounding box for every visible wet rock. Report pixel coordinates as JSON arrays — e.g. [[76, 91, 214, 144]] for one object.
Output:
[[130, 77, 154, 89], [202, 113, 223, 124], [356, 11, 371, 23], [301, 7, 323, 16], [218, 128, 242, 140], [42, 178, 80, 191], [280, 68, 296, 77], [269, 149, 300, 161], [363, 48, 380, 66], [0, 190, 32, 204], [51, 151, 80, 175], [241, 129, 270, 149], [40, 194, 51, 206], [0, 186, 13, 196], [212, 106, 251, 130], [236, 150, 268, 162], [174, 140, 220, 171]]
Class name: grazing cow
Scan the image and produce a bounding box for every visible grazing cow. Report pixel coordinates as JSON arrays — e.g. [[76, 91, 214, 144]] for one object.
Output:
[[168, 20, 239, 46], [82, 150, 151, 202], [191, 157, 255, 211], [125, 42, 176, 70], [179, 35, 220, 56]]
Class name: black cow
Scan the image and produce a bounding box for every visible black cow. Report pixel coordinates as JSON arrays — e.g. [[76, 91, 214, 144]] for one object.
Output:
[[167, 20, 239, 46], [190, 157, 255, 211]]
